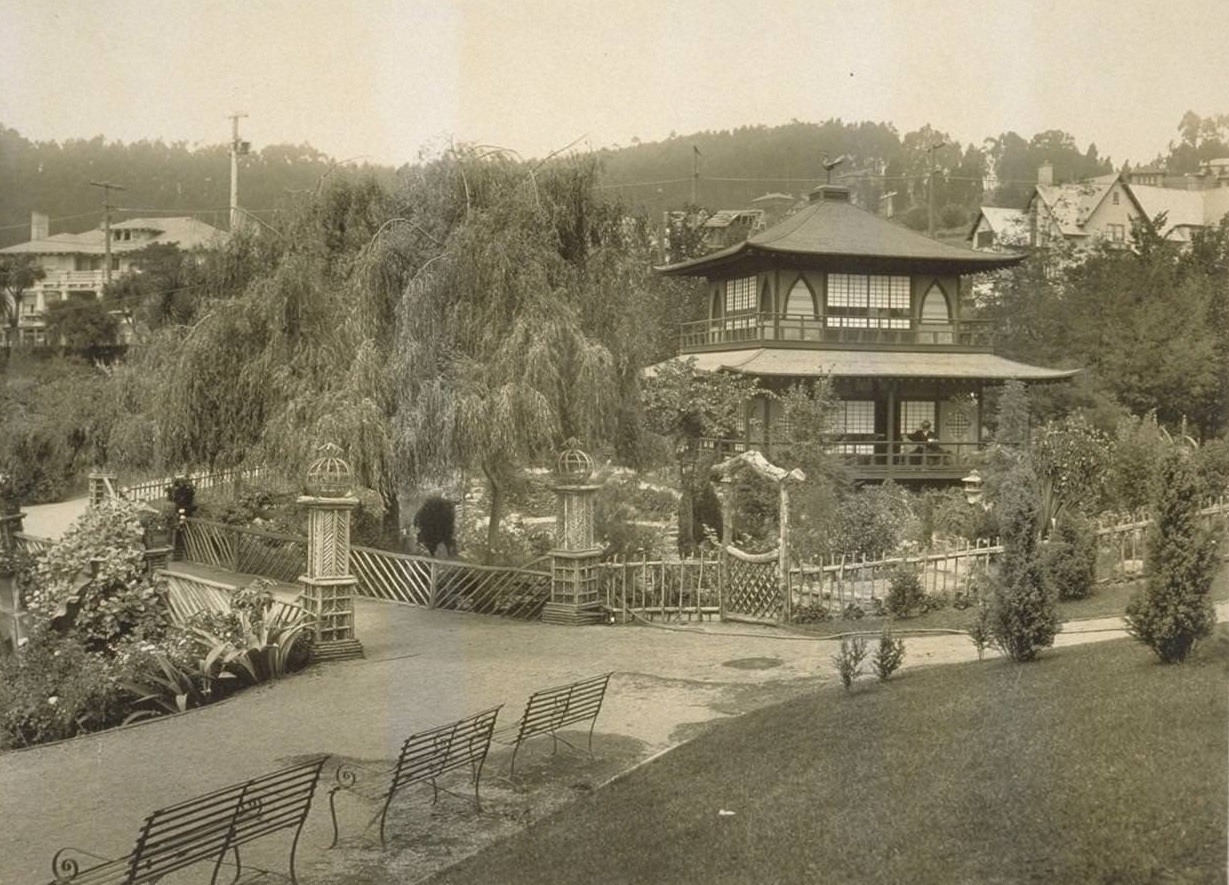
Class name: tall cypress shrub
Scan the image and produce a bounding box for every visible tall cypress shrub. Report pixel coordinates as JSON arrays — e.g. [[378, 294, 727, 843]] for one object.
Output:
[[991, 459, 1059, 661], [1125, 450, 1219, 663]]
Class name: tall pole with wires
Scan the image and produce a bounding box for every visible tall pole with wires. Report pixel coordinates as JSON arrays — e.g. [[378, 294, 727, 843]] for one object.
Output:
[[927, 141, 947, 237], [228, 113, 249, 232], [90, 180, 126, 286]]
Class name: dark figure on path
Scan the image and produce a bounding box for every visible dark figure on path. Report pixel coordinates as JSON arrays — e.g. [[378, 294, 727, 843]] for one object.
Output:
[[414, 495, 457, 557]]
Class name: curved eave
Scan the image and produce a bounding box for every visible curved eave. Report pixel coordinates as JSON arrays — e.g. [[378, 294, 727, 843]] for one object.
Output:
[[655, 241, 1026, 277], [648, 348, 1080, 382]]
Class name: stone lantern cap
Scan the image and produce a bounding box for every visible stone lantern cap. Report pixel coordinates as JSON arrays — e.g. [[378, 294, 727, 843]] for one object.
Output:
[[555, 440, 594, 484], [305, 443, 354, 498]]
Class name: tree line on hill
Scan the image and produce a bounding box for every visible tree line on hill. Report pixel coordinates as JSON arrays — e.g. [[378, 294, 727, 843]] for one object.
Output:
[[3, 111, 1228, 247]]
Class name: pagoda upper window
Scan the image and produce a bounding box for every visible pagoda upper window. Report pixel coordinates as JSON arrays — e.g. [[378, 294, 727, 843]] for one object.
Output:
[[826, 273, 910, 329], [724, 276, 756, 314], [919, 282, 951, 324]]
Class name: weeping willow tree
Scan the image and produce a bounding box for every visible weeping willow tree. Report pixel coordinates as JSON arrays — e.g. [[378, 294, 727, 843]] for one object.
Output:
[[109, 149, 689, 557], [394, 150, 620, 556], [108, 173, 422, 541]]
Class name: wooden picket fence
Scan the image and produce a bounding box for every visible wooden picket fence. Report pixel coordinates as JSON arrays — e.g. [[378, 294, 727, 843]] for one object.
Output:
[[108, 466, 269, 504], [602, 497, 1229, 623]]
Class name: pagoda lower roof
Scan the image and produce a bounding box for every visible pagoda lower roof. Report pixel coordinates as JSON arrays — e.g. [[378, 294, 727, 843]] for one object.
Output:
[[650, 348, 1078, 382]]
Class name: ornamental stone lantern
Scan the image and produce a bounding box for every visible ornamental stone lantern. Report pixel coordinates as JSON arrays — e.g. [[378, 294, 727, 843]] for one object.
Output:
[[297, 444, 363, 660], [542, 441, 605, 625]]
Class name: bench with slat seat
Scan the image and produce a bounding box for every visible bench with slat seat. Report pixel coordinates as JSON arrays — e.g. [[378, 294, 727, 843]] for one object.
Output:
[[327, 705, 502, 848], [492, 673, 613, 777], [45, 755, 329, 885]]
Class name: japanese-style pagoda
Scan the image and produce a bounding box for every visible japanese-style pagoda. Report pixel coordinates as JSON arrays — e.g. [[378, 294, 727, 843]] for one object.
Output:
[[655, 183, 1077, 483]]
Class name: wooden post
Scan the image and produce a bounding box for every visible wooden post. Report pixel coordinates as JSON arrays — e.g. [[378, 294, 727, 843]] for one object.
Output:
[[778, 481, 791, 623]]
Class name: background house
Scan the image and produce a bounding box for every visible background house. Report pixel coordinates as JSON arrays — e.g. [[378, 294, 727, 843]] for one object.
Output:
[[1, 213, 226, 345]]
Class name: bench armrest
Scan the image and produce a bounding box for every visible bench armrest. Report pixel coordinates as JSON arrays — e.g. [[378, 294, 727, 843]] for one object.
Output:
[[49, 846, 127, 885]]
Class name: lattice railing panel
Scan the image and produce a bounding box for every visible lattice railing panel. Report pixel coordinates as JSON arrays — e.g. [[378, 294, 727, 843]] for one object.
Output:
[[235, 532, 305, 583], [350, 546, 433, 606], [181, 519, 235, 569], [433, 562, 551, 620]]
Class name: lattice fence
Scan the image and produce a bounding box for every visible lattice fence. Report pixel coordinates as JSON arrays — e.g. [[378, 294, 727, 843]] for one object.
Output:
[[724, 548, 785, 623], [179, 519, 549, 621]]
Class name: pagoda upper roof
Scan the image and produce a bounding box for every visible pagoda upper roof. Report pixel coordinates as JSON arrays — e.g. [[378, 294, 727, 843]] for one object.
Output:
[[658, 186, 1026, 277]]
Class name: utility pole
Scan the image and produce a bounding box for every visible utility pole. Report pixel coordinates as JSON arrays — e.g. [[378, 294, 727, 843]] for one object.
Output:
[[691, 144, 700, 204], [228, 113, 250, 232], [927, 141, 947, 237], [90, 180, 126, 286]]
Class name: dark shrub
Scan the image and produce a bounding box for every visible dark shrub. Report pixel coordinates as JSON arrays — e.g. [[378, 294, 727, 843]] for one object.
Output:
[[414, 495, 457, 557], [885, 566, 925, 617]]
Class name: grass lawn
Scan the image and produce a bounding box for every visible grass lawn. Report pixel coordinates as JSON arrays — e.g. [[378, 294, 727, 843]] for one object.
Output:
[[430, 628, 1228, 885]]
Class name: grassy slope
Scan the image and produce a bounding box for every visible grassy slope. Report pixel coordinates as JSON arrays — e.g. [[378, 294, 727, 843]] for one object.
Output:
[[433, 630, 1228, 885]]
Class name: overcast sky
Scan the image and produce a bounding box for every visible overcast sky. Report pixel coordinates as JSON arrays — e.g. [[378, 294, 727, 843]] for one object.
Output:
[[1, 0, 1224, 168]]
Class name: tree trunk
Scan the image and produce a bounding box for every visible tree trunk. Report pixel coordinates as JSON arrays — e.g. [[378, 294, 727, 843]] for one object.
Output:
[[484, 468, 504, 564], [379, 480, 402, 550], [676, 457, 696, 557]]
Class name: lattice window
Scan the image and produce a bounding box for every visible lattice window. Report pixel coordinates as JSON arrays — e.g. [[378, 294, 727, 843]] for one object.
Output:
[[901, 401, 936, 436], [724, 276, 756, 314], [826, 274, 910, 328], [832, 401, 876, 436]]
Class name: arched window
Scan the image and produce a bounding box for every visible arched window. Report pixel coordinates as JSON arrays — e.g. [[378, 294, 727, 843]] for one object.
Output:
[[920, 282, 951, 324], [710, 288, 723, 321], [784, 277, 817, 317]]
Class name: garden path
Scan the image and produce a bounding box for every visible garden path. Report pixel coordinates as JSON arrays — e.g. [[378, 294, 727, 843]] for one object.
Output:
[[3, 500, 1225, 884]]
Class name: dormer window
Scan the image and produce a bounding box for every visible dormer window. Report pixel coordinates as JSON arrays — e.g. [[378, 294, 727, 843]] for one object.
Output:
[[826, 273, 910, 329]]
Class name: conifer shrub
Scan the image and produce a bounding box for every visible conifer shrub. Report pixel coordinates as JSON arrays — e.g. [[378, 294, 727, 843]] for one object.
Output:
[[1125, 450, 1220, 663], [884, 565, 925, 617], [990, 460, 1059, 662], [871, 628, 906, 682], [1041, 512, 1098, 600], [832, 635, 868, 691]]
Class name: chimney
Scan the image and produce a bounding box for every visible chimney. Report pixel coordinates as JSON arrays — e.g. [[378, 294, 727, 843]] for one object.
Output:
[[31, 211, 49, 241], [808, 184, 852, 203], [1037, 162, 1054, 187]]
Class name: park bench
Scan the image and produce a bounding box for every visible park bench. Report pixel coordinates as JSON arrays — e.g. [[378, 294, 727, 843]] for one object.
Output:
[[45, 755, 329, 885], [327, 705, 502, 847], [492, 672, 613, 777]]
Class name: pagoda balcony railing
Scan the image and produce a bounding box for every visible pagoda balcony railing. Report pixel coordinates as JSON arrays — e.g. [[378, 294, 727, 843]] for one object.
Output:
[[679, 314, 996, 352], [701, 437, 988, 478]]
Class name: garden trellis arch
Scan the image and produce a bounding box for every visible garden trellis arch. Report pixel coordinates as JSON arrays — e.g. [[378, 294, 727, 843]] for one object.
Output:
[[713, 450, 805, 625]]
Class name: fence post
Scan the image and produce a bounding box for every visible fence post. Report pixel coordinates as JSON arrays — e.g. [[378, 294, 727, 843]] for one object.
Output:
[[428, 560, 439, 609]]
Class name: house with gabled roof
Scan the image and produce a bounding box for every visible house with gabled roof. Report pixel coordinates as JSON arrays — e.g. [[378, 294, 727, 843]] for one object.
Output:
[[653, 183, 1077, 484], [1026, 167, 1143, 250], [1, 213, 226, 345], [968, 207, 1029, 251]]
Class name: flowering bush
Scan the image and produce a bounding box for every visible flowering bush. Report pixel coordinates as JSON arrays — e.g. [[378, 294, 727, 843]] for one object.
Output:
[[0, 626, 127, 749], [25, 499, 171, 651]]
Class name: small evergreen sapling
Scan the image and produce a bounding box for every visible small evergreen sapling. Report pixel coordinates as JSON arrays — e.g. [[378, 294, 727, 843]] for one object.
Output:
[[871, 627, 906, 681], [832, 635, 868, 691]]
